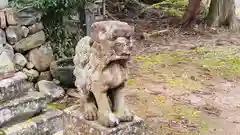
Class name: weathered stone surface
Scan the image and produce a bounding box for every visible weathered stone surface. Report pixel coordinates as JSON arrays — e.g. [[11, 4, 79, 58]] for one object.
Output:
[[0, 0, 8, 10], [3, 44, 14, 60], [5, 8, 18, 25], [0, 11, 6, 29], [53, 130, 63, 135], [0, 44, 3, 54], [63, 105, 144, 135], [14, 30, 46, 52], [20, 26, 29, 37], [36, 80, 65, 101], [28, 44, 54, 72], [91, 20, 134, 42], [22, 68, 39, 82], [0, 72, 29, 102], [0, 29, 6, 44], [17, 7, 41, 26], [13, 53, 27, 70], [6, 26, 23, 45], [38, 71, 52, 81], [28, 22, 44, 35], [0, 91, 47, 127], [0, 51, 14, 72], [1, 109, 63, 135], [26, 62, 34, 69]]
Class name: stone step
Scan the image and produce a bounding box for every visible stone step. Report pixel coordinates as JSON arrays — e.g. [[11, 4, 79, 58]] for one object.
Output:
[[0, 72, 31, 103], [0, 109, 63, 135], [0, 91, 47, 127]]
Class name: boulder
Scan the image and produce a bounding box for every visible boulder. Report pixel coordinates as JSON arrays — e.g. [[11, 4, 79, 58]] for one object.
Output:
[[5, 8, 18, 25], [13, 53, 27, 70], [20, 26, 29, 37], [17, 7, 41, 26], [26, 62, 34, 69], [14, 30, 46, 52], [0, 11, 6, 29], [0, 51, 14, 72], [23, 68, 39, 82], [28, 22, 44, 35], [0, 29, 6, 44], [38, 71, 52, 81], [36, 80, 65, 101], [28, 44, 54, 72], [6, 26, 23, 44], [0, 0, 8, 10], [3, 44, 14, 60]]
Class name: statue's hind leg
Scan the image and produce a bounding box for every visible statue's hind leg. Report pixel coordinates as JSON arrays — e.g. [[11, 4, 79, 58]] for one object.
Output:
[[83, 92, 98, 121]]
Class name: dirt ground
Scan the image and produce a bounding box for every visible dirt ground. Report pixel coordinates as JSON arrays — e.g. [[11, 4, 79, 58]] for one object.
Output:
[[55, 5, 240, 134]]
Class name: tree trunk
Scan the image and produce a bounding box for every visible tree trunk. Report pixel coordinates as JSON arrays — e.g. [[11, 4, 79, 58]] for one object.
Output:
[[180, 0, 201, 28], [206, 0, 239, 30]]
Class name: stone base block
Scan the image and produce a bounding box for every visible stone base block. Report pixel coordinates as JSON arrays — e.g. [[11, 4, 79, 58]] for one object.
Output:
[[0, 72, 30, 103], [63, 105, 144, 135], [0, 91, 47, 127], [0, 109, 63, 135]]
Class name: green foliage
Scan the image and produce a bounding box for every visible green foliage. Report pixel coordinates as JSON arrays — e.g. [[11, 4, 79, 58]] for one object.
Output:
[[9, 0, 93, 59], [152, 0, 188, 17]]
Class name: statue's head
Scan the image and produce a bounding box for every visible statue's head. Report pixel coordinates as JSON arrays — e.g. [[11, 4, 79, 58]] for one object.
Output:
[[90, 20, 135, 64]]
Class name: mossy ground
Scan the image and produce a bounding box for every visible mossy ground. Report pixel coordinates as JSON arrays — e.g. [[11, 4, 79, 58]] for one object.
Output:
[[126, 45, 240, 135]]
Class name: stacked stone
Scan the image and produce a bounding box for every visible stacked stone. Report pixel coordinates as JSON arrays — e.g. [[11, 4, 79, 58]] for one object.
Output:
[[0, 2, 64, 135]]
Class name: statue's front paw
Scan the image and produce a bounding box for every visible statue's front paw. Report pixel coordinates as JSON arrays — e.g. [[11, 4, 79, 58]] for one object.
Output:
[[116, 108, 134, 122], [84, 103, 98, 121], [98, 111, 119, 127]]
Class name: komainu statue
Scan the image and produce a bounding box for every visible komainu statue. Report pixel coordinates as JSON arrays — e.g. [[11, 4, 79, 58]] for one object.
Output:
[[73, 20, 135, 127]]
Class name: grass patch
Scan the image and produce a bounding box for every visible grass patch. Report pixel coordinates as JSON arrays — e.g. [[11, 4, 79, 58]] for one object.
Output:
[[132, 46, 240, 91], [153, 96, 209, 135]]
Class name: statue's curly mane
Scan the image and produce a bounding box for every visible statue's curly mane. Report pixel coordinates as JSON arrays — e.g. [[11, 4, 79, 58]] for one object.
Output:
[[73, 36, 93, 96]]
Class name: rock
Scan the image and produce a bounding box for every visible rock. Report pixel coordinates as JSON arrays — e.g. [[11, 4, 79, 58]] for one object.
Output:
[[29, 43, 54, 72], [5, 8, 18, 25], [17, 7, 42, 26], [3, 44, 14, 60], [28, 22, 44, 35], [37, 80, 65, 101], [26, 62, 34, 69], [23, 68, 39, 82], [0, 91, 47, 127], [13, 53, 27, 70], [0, 0, 8, 10], [20, 26, 29, 37], [0, 11, 6, 29], [14, 30, 46, 52], [0, 29, 6, 44], [6, 26, 23, 44], [0, 72, 30, 103], [38, 71, 52, 81], [0, 51, 14, 72], [1, 109, 63, 135]]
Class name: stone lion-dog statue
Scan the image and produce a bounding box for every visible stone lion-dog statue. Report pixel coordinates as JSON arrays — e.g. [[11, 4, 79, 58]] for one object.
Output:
[[73, 20, 135, 127]]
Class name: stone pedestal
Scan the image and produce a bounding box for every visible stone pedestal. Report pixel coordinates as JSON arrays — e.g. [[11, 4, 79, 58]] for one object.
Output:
[[63, 105, 144, 135]]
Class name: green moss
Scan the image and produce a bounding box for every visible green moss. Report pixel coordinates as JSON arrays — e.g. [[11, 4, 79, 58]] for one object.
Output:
[[47, 103, 67, 110], [127, 79, 135, 86]]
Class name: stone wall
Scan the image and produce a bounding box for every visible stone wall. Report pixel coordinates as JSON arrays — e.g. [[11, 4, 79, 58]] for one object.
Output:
[[0, 5, 54, 83]]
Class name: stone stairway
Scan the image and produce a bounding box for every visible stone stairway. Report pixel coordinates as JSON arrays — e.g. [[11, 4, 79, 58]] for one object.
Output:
[[0, 72, 63, 135]]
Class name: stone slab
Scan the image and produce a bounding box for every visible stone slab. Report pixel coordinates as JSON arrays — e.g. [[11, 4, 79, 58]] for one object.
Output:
[[0, 91, 47, 127], [0, 109, 63, 135], [63, 105, 144, 135], [0, 72, 31, 103]]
